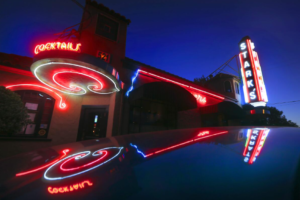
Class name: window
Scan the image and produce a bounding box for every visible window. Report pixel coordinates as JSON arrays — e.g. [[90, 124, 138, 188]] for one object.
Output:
[[96, 14, 119, 41], [224, 81, 232, 93], [235, 82, 240, 94], [9, 90, 55, 138]]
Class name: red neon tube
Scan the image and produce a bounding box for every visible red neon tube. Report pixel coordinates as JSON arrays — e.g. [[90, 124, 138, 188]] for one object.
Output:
[[138, 70, 224, 100], [247, 40, 261, 101], [248, 130, 264, 164], [16, 149, 69, 176]]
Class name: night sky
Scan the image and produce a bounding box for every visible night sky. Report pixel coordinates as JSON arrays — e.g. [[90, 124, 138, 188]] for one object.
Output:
[[1, 0, 299, 125]]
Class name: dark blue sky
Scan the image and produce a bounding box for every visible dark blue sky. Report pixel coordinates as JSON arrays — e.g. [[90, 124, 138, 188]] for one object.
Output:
[[1, 0, 299, 125]]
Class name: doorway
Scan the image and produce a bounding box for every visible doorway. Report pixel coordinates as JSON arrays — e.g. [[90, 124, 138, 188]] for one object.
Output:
[[77, 106, 109, 141]]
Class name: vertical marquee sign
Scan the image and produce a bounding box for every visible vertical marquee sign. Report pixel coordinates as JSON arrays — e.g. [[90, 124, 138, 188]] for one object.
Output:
[[239, 36, 268, 107]]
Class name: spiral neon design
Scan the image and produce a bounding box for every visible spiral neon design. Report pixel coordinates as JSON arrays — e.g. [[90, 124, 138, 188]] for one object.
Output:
[[33, 62, 120, 95], [44, 147, 123, 180], [6, 84, 66, 109]]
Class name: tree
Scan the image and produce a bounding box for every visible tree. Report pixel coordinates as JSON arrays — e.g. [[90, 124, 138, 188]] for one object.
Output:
[[267, 106, 298, 127], [0, 86, 29, 136], [194, 75, 207, 86]]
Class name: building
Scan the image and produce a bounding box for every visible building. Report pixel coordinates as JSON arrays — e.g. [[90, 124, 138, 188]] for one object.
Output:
[[0, 0, 244, 158]]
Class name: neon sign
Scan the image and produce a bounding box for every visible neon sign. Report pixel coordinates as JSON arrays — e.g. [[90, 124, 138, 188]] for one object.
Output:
[[6, 84, 67, 109], [34, 42, 81, 55], [48, 180, 93, 194], [243, 128, 269, 164], [44, 147, 123, 180], [239, 36, 268, 107], [32, 61, 120, 95], [126, 69, 224, 102]]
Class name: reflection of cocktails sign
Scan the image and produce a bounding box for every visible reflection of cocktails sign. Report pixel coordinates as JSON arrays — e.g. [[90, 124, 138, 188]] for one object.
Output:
[[243, 128, 269, 164], [239, 36, 268, 107], [34, 42, 81, 55]]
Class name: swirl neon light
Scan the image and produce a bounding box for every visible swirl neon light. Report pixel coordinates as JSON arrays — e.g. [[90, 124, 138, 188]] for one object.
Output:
[[48, 180, 93, 194], [34, 62, 120, 95], [6, 84, 66, 109], [16, 149, 70, 176], [44, 147, 123, 180]]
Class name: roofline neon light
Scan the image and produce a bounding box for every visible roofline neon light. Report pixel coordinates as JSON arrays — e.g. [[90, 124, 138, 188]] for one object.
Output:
[[6, 84, 66, 109], [44, 147, 123, 180], [48, 180, 93, 194], [33, 62, 120, 95], [126, 69, 224, 100], [34, 42, 81, 55], [16, 149, 69, 176], [60, 150, 108, 171], [142, 131, 228, 157]]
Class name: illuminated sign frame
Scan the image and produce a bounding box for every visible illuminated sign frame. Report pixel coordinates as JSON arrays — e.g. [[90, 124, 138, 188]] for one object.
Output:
[[239, 36, 268, 107]]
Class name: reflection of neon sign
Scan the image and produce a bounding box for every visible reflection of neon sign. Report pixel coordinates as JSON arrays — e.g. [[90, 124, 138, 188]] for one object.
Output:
[[44, 147, 123, 180], [48, 180, 93, 194], [239, 37, 268, 107], [243, 128, 269, 164], [6, 84, 67, 109], [131, 130, 228, 158], [34, 42, 81, 55], [16, 149, 70, 176]]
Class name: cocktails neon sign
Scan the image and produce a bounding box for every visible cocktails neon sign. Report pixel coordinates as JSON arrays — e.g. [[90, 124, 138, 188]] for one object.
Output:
[[34, 42, 81, 55], [239, 36, 268, 107]]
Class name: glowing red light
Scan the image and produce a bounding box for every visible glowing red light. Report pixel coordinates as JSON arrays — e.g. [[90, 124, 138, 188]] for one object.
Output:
[[145, 131, 228, 157], [138, 70, 224, 100], [60, 150, 108, 172], [48, 180, 93, 194], [250, 110, 256, 114], [6, 84, 67, 109], [16, 149, 69, 177], [34, 42, 81, 55]]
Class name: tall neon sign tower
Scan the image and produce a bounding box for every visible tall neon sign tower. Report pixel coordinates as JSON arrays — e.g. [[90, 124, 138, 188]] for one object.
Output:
[[239, 36, 268, 107]]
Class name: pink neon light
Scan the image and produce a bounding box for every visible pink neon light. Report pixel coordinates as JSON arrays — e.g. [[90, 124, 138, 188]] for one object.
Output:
[[34, 42, 81, 55], [138, 70, 224, 100], [16, 149, 70, 176], [248, 130, 264, 164], [52, 71, 104, 93], [48, 180, 93, 194], [145, 131, 228, 157], [247, 40, 261, 101], [239, 53, 250, 102], [60, 150, 108, 172], [6, 84, 66, 109]]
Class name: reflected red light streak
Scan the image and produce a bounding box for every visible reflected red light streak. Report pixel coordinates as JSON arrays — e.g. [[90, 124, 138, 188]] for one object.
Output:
[[16, 149, 70, 177], [6, 84, 66, 109], [48, 180, 93, 194], [145, 131, 228, 157], [60, 150, 108, 172], [138, 70, 224, 100]]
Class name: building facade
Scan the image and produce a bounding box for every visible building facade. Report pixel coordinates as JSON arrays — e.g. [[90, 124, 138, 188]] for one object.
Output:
[[0, 0, 243, 158]]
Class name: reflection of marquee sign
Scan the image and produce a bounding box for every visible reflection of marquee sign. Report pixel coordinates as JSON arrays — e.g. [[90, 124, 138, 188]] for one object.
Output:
[[239, 36, 268, 107], [44, 147, 123, 180], [31, 59, 120, 95], [243, 128, 269, 164]]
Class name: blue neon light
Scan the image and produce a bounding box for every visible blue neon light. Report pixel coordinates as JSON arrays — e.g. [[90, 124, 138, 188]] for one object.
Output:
[[130, 143, 146, 158], [44, 147, 123, 180], [126, 70, 140, 97]]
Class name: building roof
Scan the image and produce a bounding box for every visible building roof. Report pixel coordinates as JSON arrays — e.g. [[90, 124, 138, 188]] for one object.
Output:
[[0, 52, 32, 71], [86, 0, 131, 25]]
